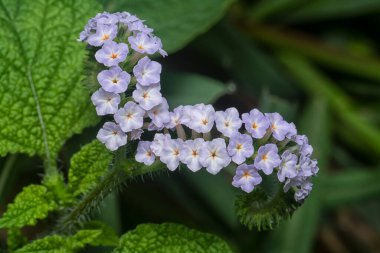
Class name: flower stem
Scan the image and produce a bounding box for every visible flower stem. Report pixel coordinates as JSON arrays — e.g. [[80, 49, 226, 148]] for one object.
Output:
[[0, 154, 17, 202]]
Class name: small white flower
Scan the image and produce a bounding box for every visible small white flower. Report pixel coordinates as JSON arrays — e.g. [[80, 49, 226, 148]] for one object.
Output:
[[200, 138, 231, 175], [97, 122, 127, 151], [91, 88, 120, 115], [147, 98, 170, 128], [114, 101, 145, 132], [135, 141, 155, 165], [150, 133, 171, 156], [227, 133, 254, 164], [186, 104, 215, 133], [215, 108, 242, 137], [132, 83, 163, 110], [160, 138, 183, 171], [166, 106, 190, 129], [180, 138, 205, 172]]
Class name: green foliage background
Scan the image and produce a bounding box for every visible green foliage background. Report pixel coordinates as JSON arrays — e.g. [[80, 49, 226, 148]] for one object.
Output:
[[1, 0, 380, 252]]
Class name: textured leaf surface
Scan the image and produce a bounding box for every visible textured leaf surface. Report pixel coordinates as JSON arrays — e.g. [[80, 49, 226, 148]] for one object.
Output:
[[113, 223, 233, 253], [0, 0, 100, 158], [15, 229, 101, 253], [83, 221, 119, 247], [0, 185, 57, 228], [106, 0, 234, 53], [68, 140, 112, 196]]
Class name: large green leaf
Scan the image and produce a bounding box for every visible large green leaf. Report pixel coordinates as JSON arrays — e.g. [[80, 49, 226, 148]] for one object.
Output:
[[15, 229, 102, 253], [161, 71, 228, 108], [68, 140, 112, 196], [0, 0, 100, 160], [0, 185, 57, 228], [105, 0, 234, 53], [113, 223, 234, 253]]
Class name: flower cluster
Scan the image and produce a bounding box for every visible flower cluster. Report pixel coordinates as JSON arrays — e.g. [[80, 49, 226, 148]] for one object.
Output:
[[79, 12, 318, 203]]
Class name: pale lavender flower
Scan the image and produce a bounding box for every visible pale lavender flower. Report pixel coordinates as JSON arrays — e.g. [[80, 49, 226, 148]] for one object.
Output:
[[160, 138, 183, 171], [97, 122, 127, 151], [293, 135, 313, 156], [95, 41, 129, 67], [87, 24, 117, 47], [128, 33, 159, 54], [186, 104, 215, 133], [199, 138, 231, 175], [277, 150, 298, 182], [127, 20, 154, 34], [132, 83, 163, 110], [265, 113, 291, 141], [91, 88, 120, 115], [93, 12, 119, 25], [133, 56, 162, 86], [114, 101, 145, 132], [254, 144, 281, 175], [294, 181, 313, 202], [97, 66, 130, 93], [242, 109, 270, 139], [299, 155, 319, 177], [135, 141, 155, 165], [232, 164, 262, 193], [147, 98, 170, 128], [286, 122, 297, 139], [227, 133, 254, 164], [130, 129, 143, 140], [180, 138, 205, 172], [151, 133, 171, 156], [215, 108, 242, 137], [147, 122, 164, 132], [152, 36, 168, 57], [166, 106, 190, 129]]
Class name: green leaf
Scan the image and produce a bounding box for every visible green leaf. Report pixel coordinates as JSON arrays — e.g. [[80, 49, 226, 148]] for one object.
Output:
[[83, 221, 119, 247], [14, 229, 101, 253], [0, 0, 100, 160], [192, 22, 296, 97], [68, 140, 112, 196], [278, 52, 380, 158], [161, 71, 228, 108], [113, 223, 233, 253], [0, 184, 57, 228], [105, 0, 234, 53], [7, 228, 28, 251], [286, 0, 380, 23], [322, 168, 380, 207]]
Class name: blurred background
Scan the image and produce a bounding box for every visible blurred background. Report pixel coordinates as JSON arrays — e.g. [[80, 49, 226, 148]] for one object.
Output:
[[2, 0, 380, 252]]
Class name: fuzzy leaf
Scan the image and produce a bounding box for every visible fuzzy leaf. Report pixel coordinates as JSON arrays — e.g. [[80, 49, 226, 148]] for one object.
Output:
[[113, 223, 233, 253], [0, 185, 57, 228], [0, 0, 100, 159], [83, 221, 119, 247], [106, 0, 234, 53], [14, 229, 101, 253], [68, 140, 112, 196]]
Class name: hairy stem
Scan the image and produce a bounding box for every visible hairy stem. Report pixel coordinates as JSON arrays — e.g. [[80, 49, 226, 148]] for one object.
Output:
[[55, 159, 164, 233]]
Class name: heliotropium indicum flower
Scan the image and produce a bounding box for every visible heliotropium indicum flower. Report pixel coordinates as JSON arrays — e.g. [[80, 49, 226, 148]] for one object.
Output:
[[80, 11, 319, 203], [133, 56, 162, 86], [242, 109, 270, 139], [95, 41, 129, 67], [200, 138, 231, 175], [232, 164, 262, 193], [114, 102, 145, 132], [227, 133, 254, 165], [91, 88, 120, 115], [97, 122, 127, 151], [97, 66, 130, 93], [215, 107, 242, 137], [254, 144, 281, 175]]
